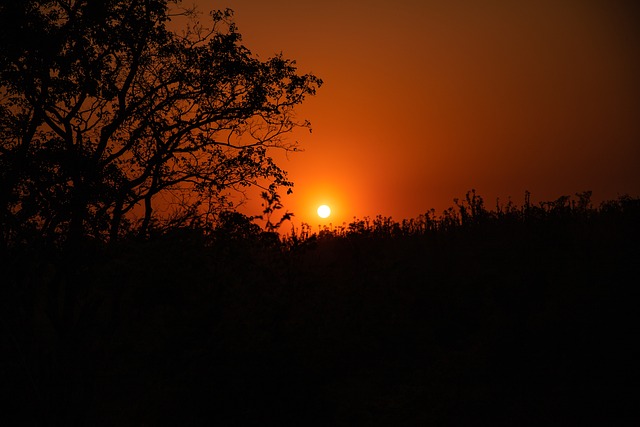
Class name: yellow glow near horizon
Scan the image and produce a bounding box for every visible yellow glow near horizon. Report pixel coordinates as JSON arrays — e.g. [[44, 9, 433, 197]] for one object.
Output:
[[317, 204, 331, 218], [224, 1, 640, 220]]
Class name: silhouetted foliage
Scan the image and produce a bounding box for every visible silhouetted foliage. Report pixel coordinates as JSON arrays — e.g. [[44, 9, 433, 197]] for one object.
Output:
[[2, 191, 639, 425], [0, 0, 321, 247]]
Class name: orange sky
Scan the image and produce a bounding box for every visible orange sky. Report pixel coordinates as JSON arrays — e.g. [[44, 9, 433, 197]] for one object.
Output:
[[196, 0, 640, 227]]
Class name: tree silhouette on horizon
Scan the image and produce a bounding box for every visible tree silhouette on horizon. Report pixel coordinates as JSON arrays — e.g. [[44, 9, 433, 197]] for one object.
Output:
[[0, 0, 321, 247]]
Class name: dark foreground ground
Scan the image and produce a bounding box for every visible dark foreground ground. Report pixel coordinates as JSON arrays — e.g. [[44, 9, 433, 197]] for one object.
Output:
[[2, 196, 639, 426]]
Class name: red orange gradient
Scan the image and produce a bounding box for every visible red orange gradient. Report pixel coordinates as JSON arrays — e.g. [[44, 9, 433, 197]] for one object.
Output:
[[200, 0, 640, 227]]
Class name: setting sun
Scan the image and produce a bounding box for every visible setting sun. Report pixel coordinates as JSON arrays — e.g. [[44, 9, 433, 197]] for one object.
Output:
[[317, 204, 331, 218]]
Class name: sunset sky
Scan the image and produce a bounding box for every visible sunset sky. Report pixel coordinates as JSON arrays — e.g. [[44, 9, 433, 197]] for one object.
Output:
[[196, 0, 640, 226]]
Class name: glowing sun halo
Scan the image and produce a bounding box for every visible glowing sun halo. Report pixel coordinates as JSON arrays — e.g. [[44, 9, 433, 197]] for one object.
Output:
[[317, 205, 331, 219]]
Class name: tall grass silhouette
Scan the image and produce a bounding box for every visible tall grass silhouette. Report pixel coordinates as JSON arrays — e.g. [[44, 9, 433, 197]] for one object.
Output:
[[1, 191, 638, 425]]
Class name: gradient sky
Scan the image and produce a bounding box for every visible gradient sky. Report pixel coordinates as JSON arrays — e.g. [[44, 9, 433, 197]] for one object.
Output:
[[195, 0, 640, 227]]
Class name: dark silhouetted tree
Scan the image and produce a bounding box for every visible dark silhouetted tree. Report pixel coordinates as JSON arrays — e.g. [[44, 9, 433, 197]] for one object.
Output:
[[0, 0, 321, 246]]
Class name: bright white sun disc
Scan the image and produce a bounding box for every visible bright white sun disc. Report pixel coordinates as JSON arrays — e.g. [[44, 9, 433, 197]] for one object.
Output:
[[317, 205, 331, 218]]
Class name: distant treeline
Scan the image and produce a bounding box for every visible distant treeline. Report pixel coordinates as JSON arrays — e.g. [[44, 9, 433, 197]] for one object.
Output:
[[1, 191, 638, 426]]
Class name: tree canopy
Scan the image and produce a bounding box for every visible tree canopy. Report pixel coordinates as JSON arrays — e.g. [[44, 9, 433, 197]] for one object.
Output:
[[0, 0, 321, 246]]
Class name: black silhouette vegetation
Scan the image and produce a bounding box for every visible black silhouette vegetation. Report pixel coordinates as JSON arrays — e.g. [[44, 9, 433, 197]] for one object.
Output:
[[1, 1, 638, 426], [0, 0, 320, 246]]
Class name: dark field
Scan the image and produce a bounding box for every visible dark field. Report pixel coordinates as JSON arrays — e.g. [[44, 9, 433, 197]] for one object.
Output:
[[2, 193, 639, 426]]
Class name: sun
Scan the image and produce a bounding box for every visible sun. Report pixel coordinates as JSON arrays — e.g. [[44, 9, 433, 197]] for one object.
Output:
[[317, 204, 331, 219]]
